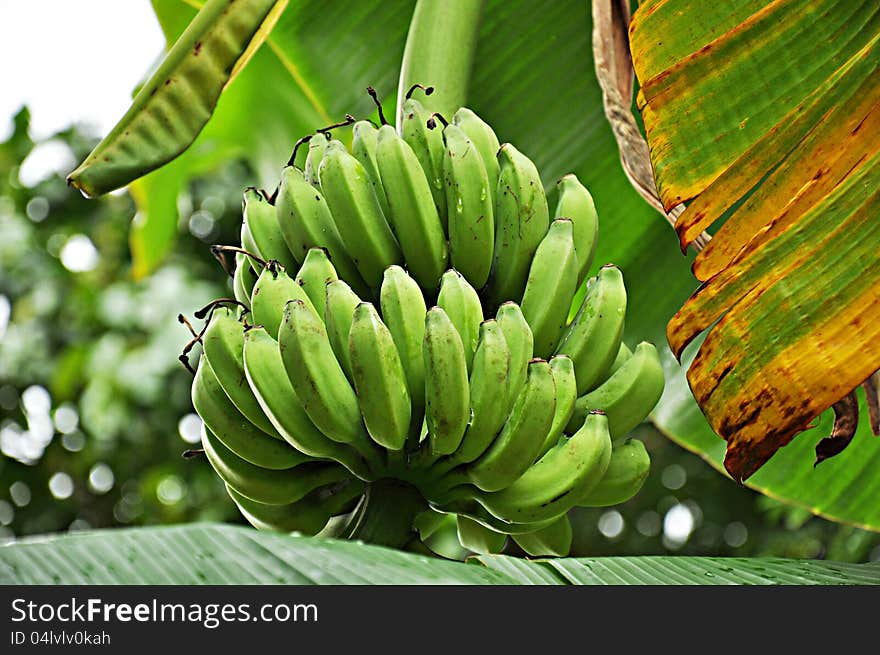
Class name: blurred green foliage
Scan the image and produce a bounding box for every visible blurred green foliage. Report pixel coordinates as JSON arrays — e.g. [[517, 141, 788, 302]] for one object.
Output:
[[1, 108, 878, 563], [0, 108, 246, 537]]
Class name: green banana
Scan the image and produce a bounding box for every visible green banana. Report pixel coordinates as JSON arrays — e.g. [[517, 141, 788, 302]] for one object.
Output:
[[452, 319, 511, 464], [202, 307, 283, 440], [451, 107, 500, 207], [538, 355, 578, 457], [555, 174, 598, 286], [479, 411, 612, 524], [467, 358, 556, 492], [318, 139, 402, 289], [400, 95, 447, 229], [242, 187, 298, 272], [348, 302, 411, 451], [240, 221, 262, 274], [456, 515, 507, 554], [579, 437, 650, 507], [191, 355, 306, 470], [227, 480, 364, 535], [250, 262, 315, 340], [413, 508, 448, 542], [511, 516, 572, 557], [520, 218, 579, 358], [200, 424, 348, 506], [436, 269, 483, 372], [379, 266, 428, 447], [495, 302, 534, 416], [486, 143, 550, 308], [242, 325, 375, 479], [227, 485, 327, 534], [351, 120, 391, 218], [567, 341, 665, 440], [555, 264, 627, 395], [442, 123, 494, 289], [423, 306, 470, 457], [609, 342, 633, 376], [232, 252, 257, 309], [278, 298, 375, 455], [295, 247, 338, 322], [304, 132, 329, 187], [376, 124, 448, 291], [275, 165, 367, 295], [324, 278, 362, 384], [433, 498, 557, 536]]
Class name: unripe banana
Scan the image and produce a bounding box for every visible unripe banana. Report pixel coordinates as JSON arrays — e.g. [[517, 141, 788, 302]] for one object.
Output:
[[400, 96, 447, 228], [451, 107, 500, 207], [278, 299, 376, 458], [456, 515, 507, 554], [228, 478, 363, 535], [324, 279, 362, 384], [226, 484, 330, 534], [442, 123, 494, 289], [351, 120, 391, 218], [380, 266, 428, 445], [250, 262, 316, 340], [191, 355, 306, 470], [295, 247, 337, 322], [555, 174, 598, 286], [348, 302, 411, 451], [242, 187, 298, 273], [318, 139, 402, 288], [436, 269, 483, 372], [567, 341, 665, 440], [538, 355, 578, 457], [202, 307, 283, 440], [479, 411, 612, 524], [240, 221, 262, 274], [520, 218, 579, 358], [200, 424, 348, 506], [555, 264, 627, 395], [578, 437, 650, 507], [413, 508, 448, 541], [486, 143, 550, 308], [468, 359, 556, 492], [609, 342, 633, 376], [275, 165, 368, 296], [495, 302, 534, 415], [452, 319, 511, 464], [376, 124, 448, 291], [304, 132, 329, 187], [511, 516, 572, 557], [423, 306, 470, 457], [242, 325, 375, 479], [233, 252, 257, 309], [434, 497, 558, 535]]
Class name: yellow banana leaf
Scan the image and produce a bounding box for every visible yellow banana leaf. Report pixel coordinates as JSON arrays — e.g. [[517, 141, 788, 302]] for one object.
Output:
[[630, 0, 880, 480]]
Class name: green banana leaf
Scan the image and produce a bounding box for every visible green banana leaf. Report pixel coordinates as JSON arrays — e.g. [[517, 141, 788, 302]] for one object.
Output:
[[67, 0, 880, 531], [3, 524, 879, 584], [628, 0, 880, 480]]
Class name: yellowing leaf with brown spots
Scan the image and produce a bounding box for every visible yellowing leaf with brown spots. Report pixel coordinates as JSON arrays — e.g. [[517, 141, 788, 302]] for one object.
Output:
[[630, 0, 880, 480]]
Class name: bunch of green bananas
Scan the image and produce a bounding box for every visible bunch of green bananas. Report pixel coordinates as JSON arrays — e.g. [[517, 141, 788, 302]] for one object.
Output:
[[186, 92, 665, 557]]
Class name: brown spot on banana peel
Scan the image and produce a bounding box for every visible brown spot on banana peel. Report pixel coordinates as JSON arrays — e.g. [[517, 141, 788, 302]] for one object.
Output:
[[814, 390, 860, 466]]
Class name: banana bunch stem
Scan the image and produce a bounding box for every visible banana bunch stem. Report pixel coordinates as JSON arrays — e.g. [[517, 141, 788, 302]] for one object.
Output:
[[342, 479, 428, 549]]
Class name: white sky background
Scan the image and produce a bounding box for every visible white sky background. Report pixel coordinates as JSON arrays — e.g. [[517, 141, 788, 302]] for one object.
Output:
[[0, 1, 166, 141]]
